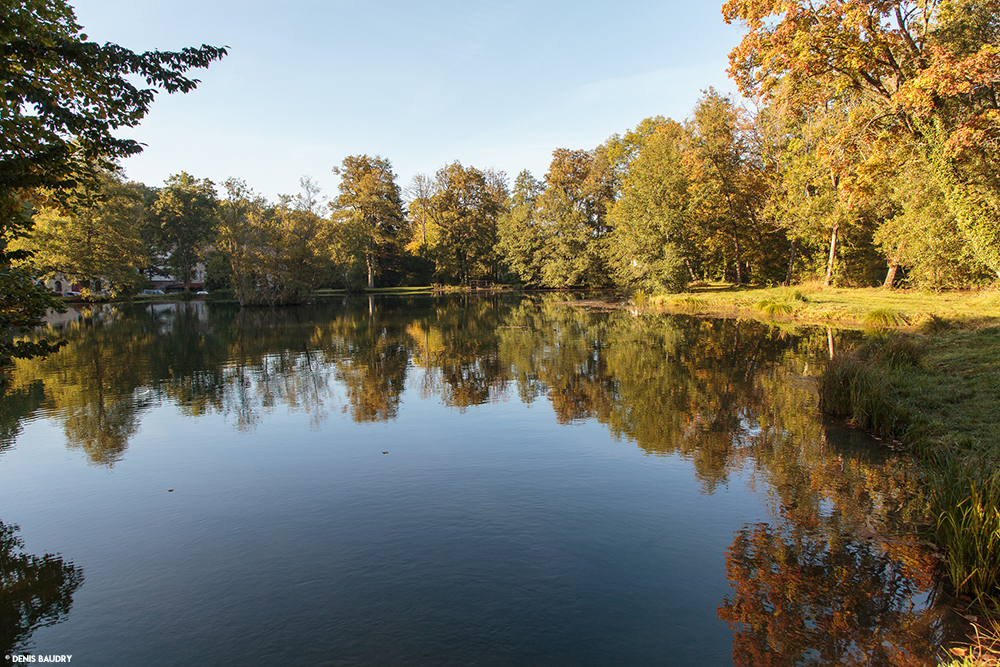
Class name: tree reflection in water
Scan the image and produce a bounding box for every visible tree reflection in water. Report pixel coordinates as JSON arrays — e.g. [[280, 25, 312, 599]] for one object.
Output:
[[0, 522, 83, 655], [4, 294, 954, 661]]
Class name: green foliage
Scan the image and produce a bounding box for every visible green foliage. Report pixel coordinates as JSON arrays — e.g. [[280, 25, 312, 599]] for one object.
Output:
[[533, 148, 614, 288], [0, 0, 226, 205], [216, 178, 331, 306], [203, 250, 231, 293], [24, 171, 150, 297], [412, 162, 507, 285], [875, 154, 991, 289], [153, 172, 218, 287], [0, 260, 64, 368], [496, 170, 545, 286], [606, 121, 692, 294], [0, 0, 224, 368], [330, 155, 407, 289]]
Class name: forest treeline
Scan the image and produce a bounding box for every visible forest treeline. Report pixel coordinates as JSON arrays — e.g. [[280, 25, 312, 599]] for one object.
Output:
[[10, 1, 1000, 309]]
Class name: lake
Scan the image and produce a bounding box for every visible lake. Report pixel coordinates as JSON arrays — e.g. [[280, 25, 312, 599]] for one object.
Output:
[[0, 293, 954, 665]]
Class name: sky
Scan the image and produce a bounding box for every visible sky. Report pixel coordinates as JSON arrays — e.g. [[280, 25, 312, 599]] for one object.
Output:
[[71, 0, 747, 203]]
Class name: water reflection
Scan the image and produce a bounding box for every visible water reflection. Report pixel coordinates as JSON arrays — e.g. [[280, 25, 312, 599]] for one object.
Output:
[[0, 522, 83, 655], [4, 294, 952, 661]]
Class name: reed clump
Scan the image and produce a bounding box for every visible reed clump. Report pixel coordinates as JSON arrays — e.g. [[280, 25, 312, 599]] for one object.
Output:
[[819, 332, 918, 438], [930, 455, 1000, 603]]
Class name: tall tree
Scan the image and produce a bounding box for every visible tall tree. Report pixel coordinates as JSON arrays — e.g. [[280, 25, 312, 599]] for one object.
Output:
[[0, 0, 225, 368], [684, 90, 774, 283], [422, 162, 508, 285], [723, 0, 1000, 279], [216, 178, 272, 306], [331, 155, 406, 289], [606, 122, 693, 293], [496, 170, 546, 286], [534, 148, 614, 288], [153, 173, 218, 288]]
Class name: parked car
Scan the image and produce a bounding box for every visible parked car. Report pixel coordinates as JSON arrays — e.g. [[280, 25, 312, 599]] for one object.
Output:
[[140, 289, 165, 295], [62, 290, 80, 298]]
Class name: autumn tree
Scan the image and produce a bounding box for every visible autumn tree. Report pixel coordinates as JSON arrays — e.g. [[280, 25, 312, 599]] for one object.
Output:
[[723, 0, 1000, 280], [683, 90, 780, 283], [330, 155, 406, 289], [216, 178, 272, 305], [217, 178, 332, 306], [405, 163, 508, 285]]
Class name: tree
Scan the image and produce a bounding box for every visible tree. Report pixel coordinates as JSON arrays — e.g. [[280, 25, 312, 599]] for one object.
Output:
[[684, 90, 770, 283], [24, 171, 149, 297], [217, 179, 332, 306], [153, 173, 218, 288], [422, 162, 508, 285], [216, 178, 272, 306], [606, 122, 693, 293], [0, 0, 226, 368], [330, 155, 406, 289], [534, 148, 614, 288], [496, 170, 546, 285]]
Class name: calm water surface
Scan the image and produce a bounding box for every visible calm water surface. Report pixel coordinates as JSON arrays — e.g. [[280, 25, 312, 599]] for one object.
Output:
[[1, 294, 950, 665]]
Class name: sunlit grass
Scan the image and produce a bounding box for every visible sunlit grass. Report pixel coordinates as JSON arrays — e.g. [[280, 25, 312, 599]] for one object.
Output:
[[649, 283, 1000, 329]]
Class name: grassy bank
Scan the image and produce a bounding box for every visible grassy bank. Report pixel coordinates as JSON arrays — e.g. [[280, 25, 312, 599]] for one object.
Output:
[[821, 324, 1000, 604], [644, 283, 1000, 330], [818, 323, 1000, 664]]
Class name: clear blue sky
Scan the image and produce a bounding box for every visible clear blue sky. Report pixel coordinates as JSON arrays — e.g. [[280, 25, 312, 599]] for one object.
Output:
[[72, 0, 746, 202]]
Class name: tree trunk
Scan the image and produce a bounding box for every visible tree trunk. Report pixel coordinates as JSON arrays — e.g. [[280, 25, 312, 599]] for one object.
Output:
[[784, 238, 797, 286], [366, 253, 374, 289], [883, 260, 899, 289], [685, 258, 697, 281], [824, 224, 839, 287]]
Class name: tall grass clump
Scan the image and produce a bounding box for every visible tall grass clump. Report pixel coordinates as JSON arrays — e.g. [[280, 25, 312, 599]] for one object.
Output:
[[929, 455, 1000, 602], [754, 298, 795, 317], [863, 307, 909, 328], [915, 313, 949, 334], [820, 332, 920, 437], [863, 331, 922, 370], [820, 354, 908, 438]]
